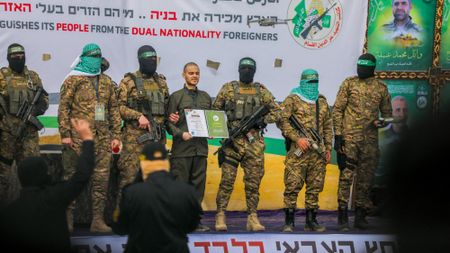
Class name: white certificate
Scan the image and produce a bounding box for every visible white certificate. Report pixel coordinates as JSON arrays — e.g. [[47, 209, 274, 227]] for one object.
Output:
[[185, 109, 209, 137]]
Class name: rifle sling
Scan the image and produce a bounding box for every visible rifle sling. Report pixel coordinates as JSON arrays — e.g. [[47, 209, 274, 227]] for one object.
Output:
[[316, 98, 320, 131]]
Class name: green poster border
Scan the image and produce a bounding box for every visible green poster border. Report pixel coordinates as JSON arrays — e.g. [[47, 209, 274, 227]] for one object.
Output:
[[364, 0, 450, 117]]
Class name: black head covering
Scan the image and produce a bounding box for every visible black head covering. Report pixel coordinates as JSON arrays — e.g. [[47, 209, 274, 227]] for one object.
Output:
[[17, 157, 51, 187], [138, 45, 157, 76], [238, 57, 256, 84], [7, 43, 26, 73], [357, 53, 376, 79], [140, 142, 168, 161]]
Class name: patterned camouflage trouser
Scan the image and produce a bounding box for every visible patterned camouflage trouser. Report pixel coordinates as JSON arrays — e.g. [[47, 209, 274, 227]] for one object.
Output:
[[170, 156, 207, 204], [116, 126, 165, 206], [62, 134, 111, 217], [284, 150, 326, 210], [338, 138, 379, 209], [216, 134, 265, 213], [0, 129, 39, 206]]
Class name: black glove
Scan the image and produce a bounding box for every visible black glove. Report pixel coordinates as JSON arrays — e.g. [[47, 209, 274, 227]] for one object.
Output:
[[334, 135, 344, 152]]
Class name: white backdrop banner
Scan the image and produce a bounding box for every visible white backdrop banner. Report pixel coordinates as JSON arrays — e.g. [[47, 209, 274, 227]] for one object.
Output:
[[72, 233, 397, 253], [0, 0, 367, 138]]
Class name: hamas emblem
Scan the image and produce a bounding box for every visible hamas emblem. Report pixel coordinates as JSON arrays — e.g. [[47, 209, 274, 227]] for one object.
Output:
[[287, 0, 343, 49]]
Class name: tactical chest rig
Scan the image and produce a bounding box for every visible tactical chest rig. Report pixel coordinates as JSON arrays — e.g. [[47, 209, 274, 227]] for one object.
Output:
[[225, 81, 262, 121], [2, 67, 37, 115], [127, 72, 165, 143]]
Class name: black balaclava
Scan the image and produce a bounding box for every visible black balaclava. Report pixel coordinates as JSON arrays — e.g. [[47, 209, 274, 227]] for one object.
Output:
[[138, 45, 157, 76], [238, 57, 256, 84], [7, 43, 26, 73], [101, 57, 110, 73], [357, 53, 376, 79], [18, 157, 51, 188]]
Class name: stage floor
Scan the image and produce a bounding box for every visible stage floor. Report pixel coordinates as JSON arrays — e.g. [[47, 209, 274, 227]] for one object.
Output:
[[72, 209, 392, 235]]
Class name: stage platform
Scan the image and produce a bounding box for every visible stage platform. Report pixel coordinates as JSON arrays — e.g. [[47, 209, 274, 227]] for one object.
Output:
[[71, 210, 397, 253]]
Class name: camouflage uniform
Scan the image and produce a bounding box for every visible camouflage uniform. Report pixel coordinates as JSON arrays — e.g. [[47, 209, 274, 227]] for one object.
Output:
[[278, 94, 332, 210], [332, 76, 392, 210], [0, 67, 48, 205], [213, 81, 280, 214], [58, 74, 121, 221], [116, 71, 169, 202]]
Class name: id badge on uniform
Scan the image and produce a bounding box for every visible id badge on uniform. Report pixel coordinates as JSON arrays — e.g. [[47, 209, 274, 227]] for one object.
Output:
[[95, 103, 105, 121]]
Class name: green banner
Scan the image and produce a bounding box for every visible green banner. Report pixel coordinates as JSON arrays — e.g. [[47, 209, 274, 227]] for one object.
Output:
[[367, 0, 436, 71], [375, 80, 432, 186], [440, 0, 450, 68]]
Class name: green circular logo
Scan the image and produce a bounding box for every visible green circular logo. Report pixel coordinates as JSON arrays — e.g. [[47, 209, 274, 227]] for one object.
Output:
[[287, 0, 343, 49]]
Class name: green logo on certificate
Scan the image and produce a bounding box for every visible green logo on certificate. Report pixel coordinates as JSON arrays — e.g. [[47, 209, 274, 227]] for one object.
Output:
[[185, 109, 229, 138]]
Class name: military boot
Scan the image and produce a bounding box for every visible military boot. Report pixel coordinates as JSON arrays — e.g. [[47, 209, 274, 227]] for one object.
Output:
[[337, 206, 350, 231], [354, 207, 369, 230], [304, 209, 326, 232], [195, 222, 210, 232], [66, 209, 73, 233], [282, 208, 295, 232], [90, 214, 112, 233], [215, 211, 227, 231], [247, 213, 265, 231]]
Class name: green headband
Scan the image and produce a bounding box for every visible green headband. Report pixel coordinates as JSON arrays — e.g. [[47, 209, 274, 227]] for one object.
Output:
[[240, 59, 255, 66], [8, 46, 25, 55], [83, 48, 101, 57], [301, 73, 319, 81], [139, 51, 157, 59], [357, 59, 376, 67]]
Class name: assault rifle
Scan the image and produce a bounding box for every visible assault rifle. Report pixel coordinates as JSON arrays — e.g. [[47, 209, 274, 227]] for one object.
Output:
[[214, 105, 270, 164], [136, 100, 163, 144], [15, 86, 48, 139], [301, 2, 337, 39], [288, 115, 327, 161]]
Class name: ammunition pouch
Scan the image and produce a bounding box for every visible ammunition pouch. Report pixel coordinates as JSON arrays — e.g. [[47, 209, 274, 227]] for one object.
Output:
[[149, 90, 165, 116], [227, 81, 262, 121], [224, 101, 235, 120]]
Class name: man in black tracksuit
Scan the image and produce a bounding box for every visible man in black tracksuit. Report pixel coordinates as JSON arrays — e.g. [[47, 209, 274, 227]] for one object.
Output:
[[112, 142, 201, 253], [166, 62, 212, 231], [0, 118, 94, 253]]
